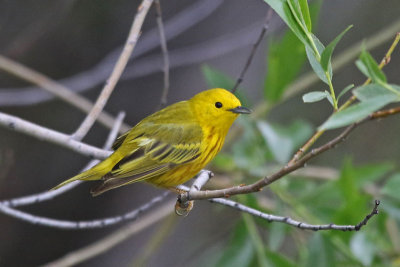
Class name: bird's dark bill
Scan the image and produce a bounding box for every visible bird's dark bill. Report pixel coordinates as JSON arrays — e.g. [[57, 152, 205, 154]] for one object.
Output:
[[229, 106, 252, 114]]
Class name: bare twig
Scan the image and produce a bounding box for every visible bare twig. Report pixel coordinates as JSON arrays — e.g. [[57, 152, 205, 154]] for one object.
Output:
[[211, 198, 380, 231], [154, 0, 170, 109], [0, 111, 125, 208], [0, 111, 111, 159], [1, 11, 400, 109], [0, 0, 224, 107], [231, 8, 273, 94], [179, 107, 400, 201], [71, 0, 154, 140], [0, 191, 170, 229], [43, 199, 175, 267], [0, 55, 130, 133]]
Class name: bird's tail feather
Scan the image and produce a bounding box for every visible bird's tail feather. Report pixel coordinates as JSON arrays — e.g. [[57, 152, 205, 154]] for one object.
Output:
[[51, 152, 122, 190]]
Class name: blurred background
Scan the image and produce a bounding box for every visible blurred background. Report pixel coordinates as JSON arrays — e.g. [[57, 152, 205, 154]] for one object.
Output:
[[1, 0, 400, 266]]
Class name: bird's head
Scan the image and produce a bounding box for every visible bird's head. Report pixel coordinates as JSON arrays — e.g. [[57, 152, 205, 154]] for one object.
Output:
[[189, 88, 251, 132]]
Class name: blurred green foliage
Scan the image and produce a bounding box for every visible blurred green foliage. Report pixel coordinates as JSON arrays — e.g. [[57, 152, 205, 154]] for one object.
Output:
[[201, 0, 400, 266]]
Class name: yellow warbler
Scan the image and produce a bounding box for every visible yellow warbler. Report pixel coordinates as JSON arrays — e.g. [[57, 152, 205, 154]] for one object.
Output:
[[53, 88, 251, 196]]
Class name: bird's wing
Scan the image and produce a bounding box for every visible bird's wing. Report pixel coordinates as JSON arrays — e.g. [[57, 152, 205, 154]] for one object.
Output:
[[91, 119, 203, 195], [110, 122, 202, 180]]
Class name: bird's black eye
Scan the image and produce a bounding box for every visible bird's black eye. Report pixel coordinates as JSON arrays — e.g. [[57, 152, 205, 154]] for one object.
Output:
[[215, 102, 223, 108]]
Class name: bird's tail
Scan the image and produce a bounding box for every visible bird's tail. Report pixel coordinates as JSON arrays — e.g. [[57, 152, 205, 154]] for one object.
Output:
[[51, 152, 123, 190]]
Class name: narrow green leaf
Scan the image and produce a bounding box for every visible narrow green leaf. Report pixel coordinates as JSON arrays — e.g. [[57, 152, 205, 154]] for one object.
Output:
[[216, 222, 255, 267], [355, 60, 369, 78], [265, 1, 321, 102], [201, 65, 251, 107], [358, 49, 387, 83], [302, 91, 327, 103], [264, 0, 312, 49], [265, 30, 307, 102], [306, 45, 328, 84], [319, 96, 394, 130], [306, 233, 336, 267], [257, 120, 312, 163], [337, 84, 354, 100], [381, 173, 400, 201], [324, 90, 334, 106], [201, 64, 234, 89], [257, 121, 293, 163], [299, 0, 312, 31], [266, 250, 296, 267], [305, 34, 332, 84], [350, 232, 377, 266], [320, 25, 353, 72], [353, 83, 400, 102]]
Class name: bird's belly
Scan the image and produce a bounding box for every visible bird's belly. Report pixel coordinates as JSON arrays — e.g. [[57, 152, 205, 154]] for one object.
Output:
[[147, 162, 203, 187]]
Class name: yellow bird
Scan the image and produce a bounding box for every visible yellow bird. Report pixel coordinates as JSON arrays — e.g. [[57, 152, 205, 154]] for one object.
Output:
[[53, 88, 251, 196]]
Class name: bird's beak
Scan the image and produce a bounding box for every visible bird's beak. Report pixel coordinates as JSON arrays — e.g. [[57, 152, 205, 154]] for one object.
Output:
[[228, 106, 252, 114]]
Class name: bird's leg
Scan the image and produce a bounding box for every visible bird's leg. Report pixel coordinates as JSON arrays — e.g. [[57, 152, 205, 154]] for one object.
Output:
[[169, 187, 194, 216], [168, 187, 186, 195]]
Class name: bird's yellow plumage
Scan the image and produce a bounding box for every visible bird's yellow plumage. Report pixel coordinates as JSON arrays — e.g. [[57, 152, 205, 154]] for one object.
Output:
[[53, 88, 251, 196]]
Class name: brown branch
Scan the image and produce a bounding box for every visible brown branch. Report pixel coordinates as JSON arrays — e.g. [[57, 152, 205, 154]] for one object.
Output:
[[179, 106, 400, 202], [231, 8, 273, 94], [71, 0, 154, 140]]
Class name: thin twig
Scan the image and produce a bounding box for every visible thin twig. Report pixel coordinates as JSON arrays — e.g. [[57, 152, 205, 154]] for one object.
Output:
[[0, 55, 130, 133], [210, 198, 380, 231], [154, 0, 170, 109], [0, 111, 125, 208], [72, 0, 154, 140], [179, 106, 400, 201], [288, 32, 400, 165], [231, 9, 273, 94], [1, 13, 400, 109], [0, 111, 111, 159], [0, 191, 170, 230], [43, 199, 175, 267]]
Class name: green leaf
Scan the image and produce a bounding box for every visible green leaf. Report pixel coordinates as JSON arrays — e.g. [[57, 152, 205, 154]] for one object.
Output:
[[264, 0, 312, 49], [306, 233, 336, 267], [337, 84, 354, 100], [216, 222, 255, 267], [381, 173, 400, 201], [350, 232, 377, 266], [299, 0, 312, 31], [319, 96, 395, 130], [266, 250, 296, 267], [257, 120, 312, 163], [324, 90, 334, 106], [265, 29, 307, 102], [357, 49, 387, 83], [320, 25, 352, 72], [354, 83, 400, 102], [201, 65, 251, 107], [305, 35, 331, 84], [381, 198, 400, 221], [202, 64, 235, 89], [268, 221, 287, 252], [302, 91, 329, 103]]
